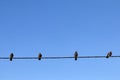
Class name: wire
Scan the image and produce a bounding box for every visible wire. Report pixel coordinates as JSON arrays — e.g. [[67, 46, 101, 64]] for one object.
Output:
[[0, 51, 118, 61], [0, 56, 120, 60]]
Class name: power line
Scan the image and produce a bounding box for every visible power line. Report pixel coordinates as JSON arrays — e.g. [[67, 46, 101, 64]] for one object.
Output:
[[0, 51, 119, 61], [0, 56, 120, 59]]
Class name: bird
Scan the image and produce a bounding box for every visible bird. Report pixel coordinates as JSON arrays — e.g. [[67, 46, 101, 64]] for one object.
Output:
[[74, 51, 78, 60], [10, 53, 14, 61], [38, 53, 42, 60], [106, 51, 112, 58]]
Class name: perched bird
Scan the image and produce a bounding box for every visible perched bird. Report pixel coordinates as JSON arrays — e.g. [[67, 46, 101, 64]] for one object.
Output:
[[38, 53, 42, 60], [74, 51, 78, 60], [10, 53, 14, 61], [106, 51, 112, 58]]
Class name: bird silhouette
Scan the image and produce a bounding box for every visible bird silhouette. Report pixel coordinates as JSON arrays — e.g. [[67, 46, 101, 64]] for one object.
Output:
[[74, 51, 78, 60], [38, 53, 42, 60], [106, 51, 112, 58], [10, 53, 14, 61]]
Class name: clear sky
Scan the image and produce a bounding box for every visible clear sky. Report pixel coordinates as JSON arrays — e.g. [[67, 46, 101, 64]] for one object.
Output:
[[0, 0, 120, 80]]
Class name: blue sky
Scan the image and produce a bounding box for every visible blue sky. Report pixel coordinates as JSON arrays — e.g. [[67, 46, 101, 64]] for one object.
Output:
[[0, 0, 120, 80]]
